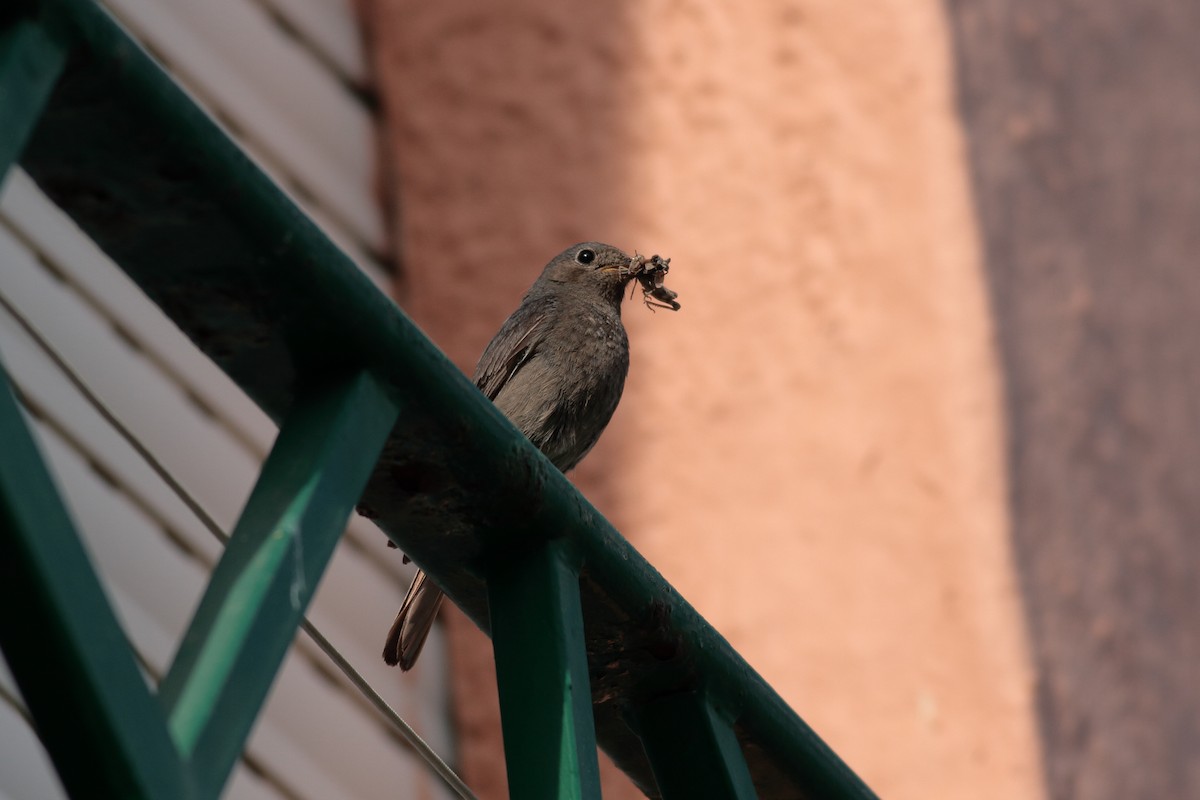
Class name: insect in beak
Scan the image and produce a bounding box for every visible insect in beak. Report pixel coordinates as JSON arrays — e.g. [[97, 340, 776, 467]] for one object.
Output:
[[628, 253, 681, 311]]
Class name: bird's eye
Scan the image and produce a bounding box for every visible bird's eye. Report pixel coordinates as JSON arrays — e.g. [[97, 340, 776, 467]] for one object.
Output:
[[576, 248, 596, 265]]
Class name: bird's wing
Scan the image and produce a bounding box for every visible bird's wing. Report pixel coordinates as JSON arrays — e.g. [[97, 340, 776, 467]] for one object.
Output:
[[472, 297, 552, 400]]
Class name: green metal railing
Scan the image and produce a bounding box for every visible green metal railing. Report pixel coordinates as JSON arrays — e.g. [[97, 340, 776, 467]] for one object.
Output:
[[0, 1, 879, 798]]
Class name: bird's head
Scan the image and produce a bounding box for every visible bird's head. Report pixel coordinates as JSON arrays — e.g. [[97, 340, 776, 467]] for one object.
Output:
[[535, 242, 640, 304]]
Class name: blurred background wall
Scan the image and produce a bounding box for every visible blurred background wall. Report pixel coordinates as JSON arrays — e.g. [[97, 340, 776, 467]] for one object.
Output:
[[358, 0, 1075, 798]]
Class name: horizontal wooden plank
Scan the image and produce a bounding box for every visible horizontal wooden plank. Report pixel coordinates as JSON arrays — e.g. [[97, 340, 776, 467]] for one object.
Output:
[[100, 0, 385, 250], [0, 695, 67, 800], [253, 0, 368, 84], [0, 230, 260, 532], [0, 308, 224, 564], [32, 424, 210, 666], [225, 769, 293, 800], [0, 169, 278, 457], [184, 119, 390, 288]]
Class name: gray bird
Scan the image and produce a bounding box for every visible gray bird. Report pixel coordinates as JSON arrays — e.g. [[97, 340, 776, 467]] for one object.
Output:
[[383, 241, 676, 670]]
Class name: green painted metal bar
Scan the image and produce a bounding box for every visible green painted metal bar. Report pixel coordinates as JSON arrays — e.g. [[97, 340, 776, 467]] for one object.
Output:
[[158, 371, 398, 797], [489, 541, 601, 800], [0, 15, 67, 182], [0, 363, 191, 800], [12, 0, 881, 796], [638, 692, 758, 800]]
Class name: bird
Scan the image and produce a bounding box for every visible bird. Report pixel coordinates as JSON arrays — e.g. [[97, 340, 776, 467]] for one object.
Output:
[[382, 241, 676, 670]]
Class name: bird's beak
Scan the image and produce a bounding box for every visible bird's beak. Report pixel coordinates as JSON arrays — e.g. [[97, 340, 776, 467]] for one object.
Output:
[[599, 254, 645, 276]]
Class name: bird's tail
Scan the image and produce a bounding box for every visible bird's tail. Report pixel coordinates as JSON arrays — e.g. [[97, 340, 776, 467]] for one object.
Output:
[[383, 569, 445, 670]]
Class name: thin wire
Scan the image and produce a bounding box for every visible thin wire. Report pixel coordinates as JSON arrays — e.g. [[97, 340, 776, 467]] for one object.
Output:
[[0, 680, 36, 730], [0, 290, 478, 800]]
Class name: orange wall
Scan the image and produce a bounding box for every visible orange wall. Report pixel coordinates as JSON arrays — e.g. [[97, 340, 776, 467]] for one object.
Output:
[[363, 1, 1044, 797]]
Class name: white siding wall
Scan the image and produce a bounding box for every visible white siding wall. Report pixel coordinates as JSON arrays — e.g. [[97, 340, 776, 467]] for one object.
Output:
[[0, 1, 457, 798]]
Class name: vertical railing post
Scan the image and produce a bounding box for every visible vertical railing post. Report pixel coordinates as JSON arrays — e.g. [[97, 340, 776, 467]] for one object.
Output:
[[0, 17, 67, 184], [158, 370, 398, 797], [638, 691, 758, 799], [488, 540, 602, 799], [0, 363, 190, 800]]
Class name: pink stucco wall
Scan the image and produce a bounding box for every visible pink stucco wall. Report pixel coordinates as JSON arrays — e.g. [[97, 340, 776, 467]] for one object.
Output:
[[362, 1, 1045, 797]]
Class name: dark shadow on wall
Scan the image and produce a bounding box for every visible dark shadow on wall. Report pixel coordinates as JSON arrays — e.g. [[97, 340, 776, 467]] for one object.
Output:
[[944, 2, 1200, 798]]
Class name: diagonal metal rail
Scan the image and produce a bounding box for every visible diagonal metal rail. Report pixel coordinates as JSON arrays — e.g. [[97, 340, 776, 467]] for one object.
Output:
[[0, 363, 191, 800], [0, 0, 880, 797], [158, 372, 398, 796]]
